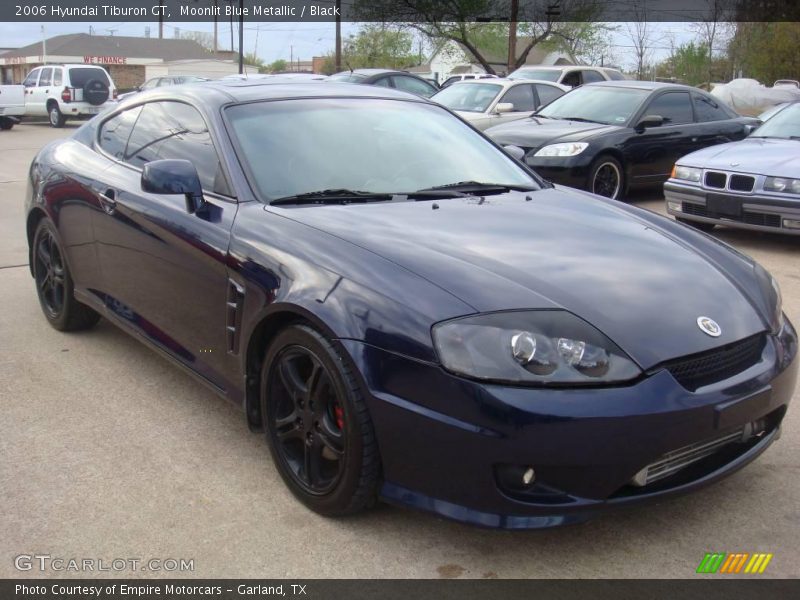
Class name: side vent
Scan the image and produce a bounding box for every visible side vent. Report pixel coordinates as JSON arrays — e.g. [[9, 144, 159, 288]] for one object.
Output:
[[226, 279, 245, 354]]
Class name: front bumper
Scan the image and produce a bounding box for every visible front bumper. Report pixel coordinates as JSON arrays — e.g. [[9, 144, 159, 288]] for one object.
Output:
[[665, 180, 800, 235], [525, 155, 594, 191], [341, 318, 798, 529]]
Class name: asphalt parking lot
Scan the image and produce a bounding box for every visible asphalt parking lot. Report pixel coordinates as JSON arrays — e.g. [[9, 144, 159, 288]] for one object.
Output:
[[1, 122, 799, 579]]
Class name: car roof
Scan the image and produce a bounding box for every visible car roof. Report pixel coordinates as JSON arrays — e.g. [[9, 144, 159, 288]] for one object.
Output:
[[583, 80, 695, 92], [335, 68, 399, 76], [443, 78, 568, 89]]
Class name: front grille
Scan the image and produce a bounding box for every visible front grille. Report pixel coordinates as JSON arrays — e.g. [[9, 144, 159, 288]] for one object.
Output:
[[705, 171, 727, 188], [630, 428, 745, 486], [664, 334, 765, 391], [743, 211, 781, 228], [729, 174, 755, 192], [682, 202, 708, 217]]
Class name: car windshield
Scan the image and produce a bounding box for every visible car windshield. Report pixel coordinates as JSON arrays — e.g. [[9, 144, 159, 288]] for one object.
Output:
[[225, 98, 537, 202], [431, 82, 503, 113], [328, 72, 367, 82], [751, 102, 800, 139], [536, 86, 650, 125], [508, 69, 561, 82]]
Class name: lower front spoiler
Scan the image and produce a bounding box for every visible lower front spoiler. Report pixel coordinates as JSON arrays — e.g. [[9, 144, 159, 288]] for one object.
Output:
[[380, 426, 781, 530]]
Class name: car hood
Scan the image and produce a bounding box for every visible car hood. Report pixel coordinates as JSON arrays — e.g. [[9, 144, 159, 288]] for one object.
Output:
[[678, 137, 800, 174], [486, 117, 622, 147], [272, 188, 767, 369]]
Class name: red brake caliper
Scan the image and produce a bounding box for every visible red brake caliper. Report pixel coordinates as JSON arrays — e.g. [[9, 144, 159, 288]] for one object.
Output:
[[334, 405, 344, 430]]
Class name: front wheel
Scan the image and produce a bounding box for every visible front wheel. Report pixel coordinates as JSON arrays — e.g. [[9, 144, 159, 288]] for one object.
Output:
[[588, 155, 625, 200], [261, 324, 380, 516], [48, 104, 66, 128], [677, 217, 716, 232], [0, 118, 13, 131], [32, 219, 100, 331]]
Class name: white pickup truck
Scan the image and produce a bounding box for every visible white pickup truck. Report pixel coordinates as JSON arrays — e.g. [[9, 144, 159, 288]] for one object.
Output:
[[0, 84, 25, 130]]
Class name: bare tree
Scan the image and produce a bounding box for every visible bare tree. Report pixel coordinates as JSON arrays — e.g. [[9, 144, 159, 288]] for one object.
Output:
[[691, 0, 732, 86], [623, 1, 659, 79]]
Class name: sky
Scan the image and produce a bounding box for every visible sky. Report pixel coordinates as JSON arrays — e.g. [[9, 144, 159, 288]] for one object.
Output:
[[0, 21, 699, 70]]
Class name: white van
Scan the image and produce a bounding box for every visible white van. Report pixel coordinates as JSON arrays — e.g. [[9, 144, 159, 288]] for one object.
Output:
[[21, 64, 117, 127]]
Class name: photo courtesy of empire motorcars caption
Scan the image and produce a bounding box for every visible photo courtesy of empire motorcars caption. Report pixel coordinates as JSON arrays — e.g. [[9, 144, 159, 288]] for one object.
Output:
[[1, 1, 799, 599]]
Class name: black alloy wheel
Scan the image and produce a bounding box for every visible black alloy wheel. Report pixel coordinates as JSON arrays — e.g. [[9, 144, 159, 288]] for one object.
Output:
[[589, 156, 624, 199], [262, 324, 380, 516], [32, 220, 100, 331]]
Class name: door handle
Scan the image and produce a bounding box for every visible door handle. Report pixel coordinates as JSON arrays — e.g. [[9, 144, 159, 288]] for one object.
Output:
[[98, 189, 117, 214]]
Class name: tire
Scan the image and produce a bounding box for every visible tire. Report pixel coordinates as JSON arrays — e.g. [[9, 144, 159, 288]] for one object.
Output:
[[32, 219, 100, 331], [261, 324, 380, 516], [48, 104, 66, 128], [588, 155, 625, 200], [0, 118, 13, 131], [83, 79, 109, 106], [677, 217, 716, 232]]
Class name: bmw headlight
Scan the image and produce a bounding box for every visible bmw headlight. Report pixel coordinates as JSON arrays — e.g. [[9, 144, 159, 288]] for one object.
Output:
[[533, 142, 589, 158], [432, 310, 641, 385], [754, 263, 784, 333], [764, 176, 800, 194], [671, 165, 702, 182]]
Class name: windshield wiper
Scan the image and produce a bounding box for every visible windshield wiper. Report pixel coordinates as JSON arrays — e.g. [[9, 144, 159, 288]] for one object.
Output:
[[270, 189, 394, 206], [414, 181, 538, 195], [560, 116, 605, 124]]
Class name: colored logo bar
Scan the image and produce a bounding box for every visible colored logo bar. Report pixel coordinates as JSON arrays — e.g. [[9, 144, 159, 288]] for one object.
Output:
[[696, 552, 773, 574]]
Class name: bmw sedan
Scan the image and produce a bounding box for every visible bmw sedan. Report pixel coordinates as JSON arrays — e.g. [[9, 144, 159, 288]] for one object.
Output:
[[666, 101, 800, 234], [486, 81, 758, 199], [25, 81, 797, 528]]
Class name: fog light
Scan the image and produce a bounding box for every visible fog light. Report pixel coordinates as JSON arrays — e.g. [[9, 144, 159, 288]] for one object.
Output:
[[667, 201, 681, 212], [782, 218, 800, 229], [522, 467, 535, 485]]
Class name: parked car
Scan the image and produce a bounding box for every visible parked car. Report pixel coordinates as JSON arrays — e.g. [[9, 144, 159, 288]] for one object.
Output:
[[486, 81, 759, 199], [439, 73, 499, 88], [117, 75, 210, 101], [665, 101, 800, 235], [508, 65, 626, 87], [0, 84, 25, 130], [431, 78, 569, 130], [328, 68, 438, 97], [25, 80, 796, 528], [21, 64, 117, 127]]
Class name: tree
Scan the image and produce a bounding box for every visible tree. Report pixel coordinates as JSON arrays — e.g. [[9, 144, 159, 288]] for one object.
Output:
[[266, 59, 288, 73], [690, 0, 733, 85], [341, 24, 419, 70], [550, 21, 617, 66], [243, 52, 263, 69], [623, 1, 660, 80], [727, 22, 800, 84], [175, 29, 215, 53], [356, 0, 605, 75]]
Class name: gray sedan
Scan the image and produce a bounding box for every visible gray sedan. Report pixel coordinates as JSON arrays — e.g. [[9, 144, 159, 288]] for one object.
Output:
[[665, 101, 800, 235]]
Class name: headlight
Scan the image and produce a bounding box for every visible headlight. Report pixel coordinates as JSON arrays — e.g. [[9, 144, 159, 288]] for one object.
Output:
[[432, 310, 642, 385], [671, 165, 702, 182], [754, 264, 784, 333], [533, 142, 589, 158], [764, 176, 800, 194]]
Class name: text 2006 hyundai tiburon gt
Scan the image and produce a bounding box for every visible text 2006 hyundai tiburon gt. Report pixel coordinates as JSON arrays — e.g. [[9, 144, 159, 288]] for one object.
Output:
[[25, 81, 797, 528]]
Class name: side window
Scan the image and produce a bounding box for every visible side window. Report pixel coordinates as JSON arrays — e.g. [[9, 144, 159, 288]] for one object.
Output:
[[23, 69, 40, 87], [692, 93, 731, 122], [392, 75, 436, 97], [561, 70, 581, 87], [53, 68, 63, 86], [534, 84, 565, 108], [605, 69, 626, 81], [39, 68, 53, 87], [643, 91, 693, 125], [127, 101, 230, 195], [98, 106, 144, 159], [141, 78, 159, 90], [442, 76, 460, 88], [464, 75, 475, 80], [157, 78, 172, 87], [499, 84, 536, 111], [581, 70, 605, 84], [372, 77, 393, 89]]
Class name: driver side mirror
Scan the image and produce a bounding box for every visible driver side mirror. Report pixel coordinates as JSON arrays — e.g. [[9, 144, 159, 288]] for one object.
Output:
[[495, 102, 514, 114], [635, 114, 664, 132], [141, 159, 205, 214], [503, 145, 526, 161], [744, 123, 759, 135]]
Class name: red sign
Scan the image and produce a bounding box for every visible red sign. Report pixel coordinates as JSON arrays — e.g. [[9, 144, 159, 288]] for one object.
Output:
[[83, 56, 127, 65]]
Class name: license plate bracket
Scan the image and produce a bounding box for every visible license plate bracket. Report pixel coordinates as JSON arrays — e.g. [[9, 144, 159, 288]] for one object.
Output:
[[706, 193, 742, 219], [714, 388, 771, 430]]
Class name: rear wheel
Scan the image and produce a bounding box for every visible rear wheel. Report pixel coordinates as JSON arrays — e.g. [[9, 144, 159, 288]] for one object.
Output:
[[32, 219, 100, 331], [677, 217, 716, 232], [48, 104, 65, 128], [261, 324, 380, 516], [588, 155, 625, 199]]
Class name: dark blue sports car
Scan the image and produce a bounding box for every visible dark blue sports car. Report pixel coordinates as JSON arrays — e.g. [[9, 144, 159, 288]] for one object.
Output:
[[25, 81, 797, 528]]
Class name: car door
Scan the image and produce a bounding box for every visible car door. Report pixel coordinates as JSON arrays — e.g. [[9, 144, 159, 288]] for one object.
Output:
[[691, 91, 749, 146], [391, 74, 437, 98], [494, 83, 537, 124], [22, 68, 43, 115], [92, 100, 239, 392], [624, 90, 702, 183], [32, 67, 54, 116]]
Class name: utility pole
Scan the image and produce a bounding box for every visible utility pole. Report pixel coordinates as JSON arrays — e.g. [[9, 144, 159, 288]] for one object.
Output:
[[213, 0, 218, 54], [507, 0, 519, 74], [238, 0, 244, 74], [158, 0, 164, 39], [41, 25, 47, 65], [335, 0, 342, 72]]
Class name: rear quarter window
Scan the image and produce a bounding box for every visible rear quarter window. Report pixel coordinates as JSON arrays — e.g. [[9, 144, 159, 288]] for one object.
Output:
[[67, 68, 111, 88]]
